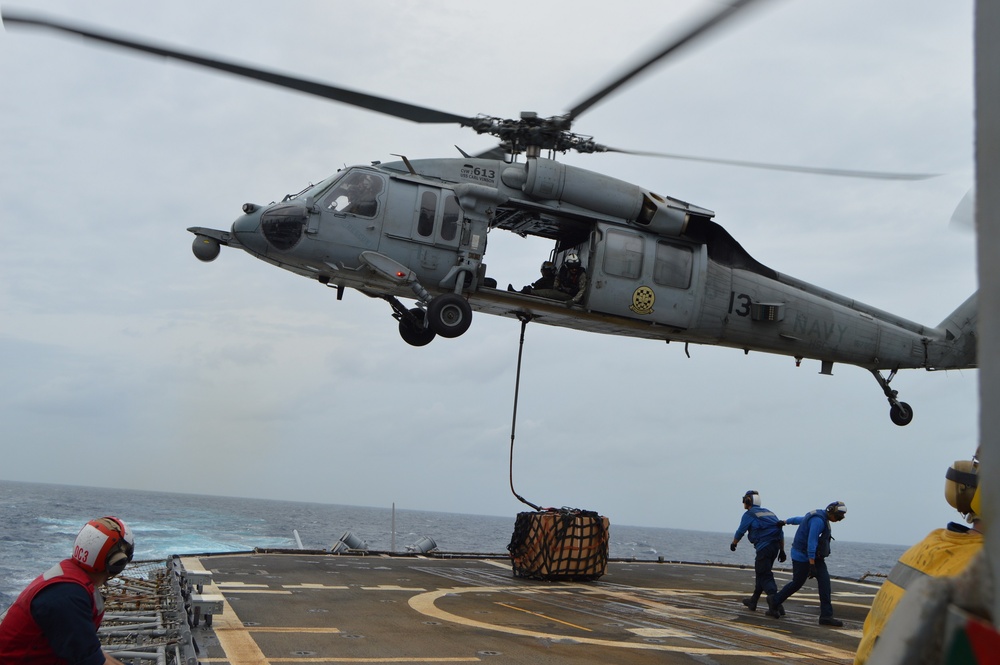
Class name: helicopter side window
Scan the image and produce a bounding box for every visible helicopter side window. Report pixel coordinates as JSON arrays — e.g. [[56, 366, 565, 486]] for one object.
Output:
[[321, 171, 384, 218], [603, 229, 644, 279], [654, 241, 693, 289], [418, 191, 436, 237], [441, 195, 461, 241]]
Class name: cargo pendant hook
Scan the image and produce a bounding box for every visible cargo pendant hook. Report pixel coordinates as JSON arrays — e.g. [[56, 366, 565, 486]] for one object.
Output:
[[509, 315, 541, 511]]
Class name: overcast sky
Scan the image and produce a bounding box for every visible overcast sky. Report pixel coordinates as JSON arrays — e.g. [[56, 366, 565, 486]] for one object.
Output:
[[0, 0, 978, 548]]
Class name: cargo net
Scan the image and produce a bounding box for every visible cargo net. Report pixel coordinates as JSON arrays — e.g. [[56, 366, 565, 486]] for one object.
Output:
[[507, 509, 609, 581]]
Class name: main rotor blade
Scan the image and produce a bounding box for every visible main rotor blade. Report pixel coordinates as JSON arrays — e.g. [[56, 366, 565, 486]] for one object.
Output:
[[604, 147, 939, 181], [566, 0, 768, 121], [1, 10, 473, 126]]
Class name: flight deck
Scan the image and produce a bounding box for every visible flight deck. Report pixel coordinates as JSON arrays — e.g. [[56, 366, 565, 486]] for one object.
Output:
[[172, 551, 876, 664]]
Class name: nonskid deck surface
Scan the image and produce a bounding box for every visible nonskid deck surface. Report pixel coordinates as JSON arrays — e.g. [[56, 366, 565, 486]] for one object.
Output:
[[185, 552, 876, 664]]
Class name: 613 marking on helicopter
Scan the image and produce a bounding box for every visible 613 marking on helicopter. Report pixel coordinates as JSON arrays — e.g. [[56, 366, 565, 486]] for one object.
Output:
[[3, 1, 976, 426]]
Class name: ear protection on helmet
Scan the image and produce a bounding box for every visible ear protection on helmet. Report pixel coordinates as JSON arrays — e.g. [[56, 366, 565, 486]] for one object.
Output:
[[742, 490, 760, 507], [73, 516, 135, 576], [945, 459, 980, 516], [826, 501, 847, 517]]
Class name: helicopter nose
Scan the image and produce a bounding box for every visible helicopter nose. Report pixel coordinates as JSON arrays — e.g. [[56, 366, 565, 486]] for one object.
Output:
[[231, 208, 265, 252], [240, 202, 310, 253], [232, 209, 261, 236]]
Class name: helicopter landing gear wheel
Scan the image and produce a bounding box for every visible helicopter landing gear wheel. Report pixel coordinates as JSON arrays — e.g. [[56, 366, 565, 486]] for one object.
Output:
[[398, 308, 436, 347], [870, 368, 913, 426], [889, 401, 914, 427], [427, 293, 472, 338]]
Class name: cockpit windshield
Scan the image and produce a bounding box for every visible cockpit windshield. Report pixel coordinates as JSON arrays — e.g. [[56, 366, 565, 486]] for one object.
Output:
[[318, 170, 385, 218], [281, 173, 344, 203]]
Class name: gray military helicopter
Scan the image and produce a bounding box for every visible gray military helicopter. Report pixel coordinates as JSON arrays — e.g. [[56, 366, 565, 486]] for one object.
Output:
[[2, 1, 977, 427]]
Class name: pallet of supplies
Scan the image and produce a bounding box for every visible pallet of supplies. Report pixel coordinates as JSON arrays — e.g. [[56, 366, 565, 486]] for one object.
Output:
[[507, 509, 609, 581]]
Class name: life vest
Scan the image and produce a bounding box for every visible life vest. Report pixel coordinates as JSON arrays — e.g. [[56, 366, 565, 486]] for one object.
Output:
[[791, 510, 832, 560], [0, 559, 104, 664], [556, 266, 584, 295], [854, 526, 983, 664]]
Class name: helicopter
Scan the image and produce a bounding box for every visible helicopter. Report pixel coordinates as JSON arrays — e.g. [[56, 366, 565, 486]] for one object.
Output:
[[1, 2, 977, 428]]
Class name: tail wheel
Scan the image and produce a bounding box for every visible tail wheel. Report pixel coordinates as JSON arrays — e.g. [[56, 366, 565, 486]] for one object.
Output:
[[398, 308, 436, 347], [427, 293, 473, 338], [889, 402, 913, 426]]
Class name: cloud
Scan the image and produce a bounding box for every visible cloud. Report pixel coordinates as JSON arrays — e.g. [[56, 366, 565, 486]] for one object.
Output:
[[0, 0, 977, 546]]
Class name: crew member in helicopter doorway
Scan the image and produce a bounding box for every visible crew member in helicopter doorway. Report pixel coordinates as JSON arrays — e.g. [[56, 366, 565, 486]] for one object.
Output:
[[532, 253, 587, 304]]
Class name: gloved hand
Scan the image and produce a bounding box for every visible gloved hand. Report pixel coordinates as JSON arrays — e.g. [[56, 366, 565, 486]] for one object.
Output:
[[730, 542, 738, 552], [808, 564, 817, 579], [778, 550, 787, 563], [776, 520, 785, 528]]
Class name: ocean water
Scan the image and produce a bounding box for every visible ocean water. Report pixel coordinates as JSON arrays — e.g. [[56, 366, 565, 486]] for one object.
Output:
[[0, 480, 905, 610]]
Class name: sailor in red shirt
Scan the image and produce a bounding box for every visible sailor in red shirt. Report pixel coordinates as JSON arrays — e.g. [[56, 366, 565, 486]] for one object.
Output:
[[0, 516, 135, 665]]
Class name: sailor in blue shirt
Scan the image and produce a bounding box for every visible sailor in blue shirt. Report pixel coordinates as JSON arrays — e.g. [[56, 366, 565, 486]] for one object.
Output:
[[730, 490, 786, 611], [767, 501, 848, 626]]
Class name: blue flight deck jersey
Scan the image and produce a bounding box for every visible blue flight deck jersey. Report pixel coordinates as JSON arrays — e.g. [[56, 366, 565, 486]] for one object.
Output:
[[733, 506, 783, 551]]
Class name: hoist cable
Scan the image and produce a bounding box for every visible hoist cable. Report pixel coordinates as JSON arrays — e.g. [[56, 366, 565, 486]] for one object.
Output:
[[509, 316, 541, 511]]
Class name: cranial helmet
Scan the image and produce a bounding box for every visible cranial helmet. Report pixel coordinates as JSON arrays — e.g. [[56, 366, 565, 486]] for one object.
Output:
[[826, 501, 847, 518], [541, 261, 555, 271], [743, 490, 760, 507], [73, 516, 135, 576], [564, 253, 580, 266], [945, 455, 980, 519]]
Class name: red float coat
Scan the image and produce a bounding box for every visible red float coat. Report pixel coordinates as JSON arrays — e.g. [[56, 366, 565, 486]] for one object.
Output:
[[0, 558, 104, 664]]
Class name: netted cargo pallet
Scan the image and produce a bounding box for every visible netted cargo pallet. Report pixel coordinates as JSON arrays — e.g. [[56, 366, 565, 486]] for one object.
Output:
[[507, 509, 609, 581]]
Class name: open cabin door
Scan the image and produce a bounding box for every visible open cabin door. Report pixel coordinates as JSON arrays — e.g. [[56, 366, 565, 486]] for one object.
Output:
[[587, 225, 705, 329]]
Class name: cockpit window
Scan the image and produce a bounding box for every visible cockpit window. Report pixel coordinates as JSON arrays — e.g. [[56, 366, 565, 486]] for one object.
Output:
[[442, 195, 460, 241], [261, 203, 308, 251], [320, 171, 384, 217]]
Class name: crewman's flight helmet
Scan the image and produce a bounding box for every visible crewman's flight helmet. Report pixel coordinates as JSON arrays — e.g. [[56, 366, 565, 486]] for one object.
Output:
[[73, 516, 135, 576], [945, 450, 980, 521], [564, 253, 580, 266], [742, 490, 761, 508], [826, 501, 847, 521]]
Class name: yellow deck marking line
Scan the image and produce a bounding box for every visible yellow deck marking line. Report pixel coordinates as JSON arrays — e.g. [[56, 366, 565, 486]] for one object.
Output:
[[408, 585, 854, 659], [282, 584, 350, 590], [495, 602, 592, 632], [181, 557, 269, 665], [360, 585, 426, 591], [219, 582, 271, 588], [201, 659, 480, 663], [181, 558, 478, 665], [628, 627, 693, 638], [481, 559, 513, 571], [214, 627, 342, 634]]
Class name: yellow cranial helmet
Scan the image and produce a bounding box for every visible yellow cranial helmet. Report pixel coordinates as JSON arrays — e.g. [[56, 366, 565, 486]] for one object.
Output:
[[945, 457, 980, 518]]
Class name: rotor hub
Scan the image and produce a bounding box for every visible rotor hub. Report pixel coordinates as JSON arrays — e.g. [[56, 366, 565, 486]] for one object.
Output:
[[468, 113, 607, 156]]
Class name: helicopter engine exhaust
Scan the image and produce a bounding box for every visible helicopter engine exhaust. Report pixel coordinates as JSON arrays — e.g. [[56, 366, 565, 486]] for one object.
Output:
[[192, 236, 221, 262]]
